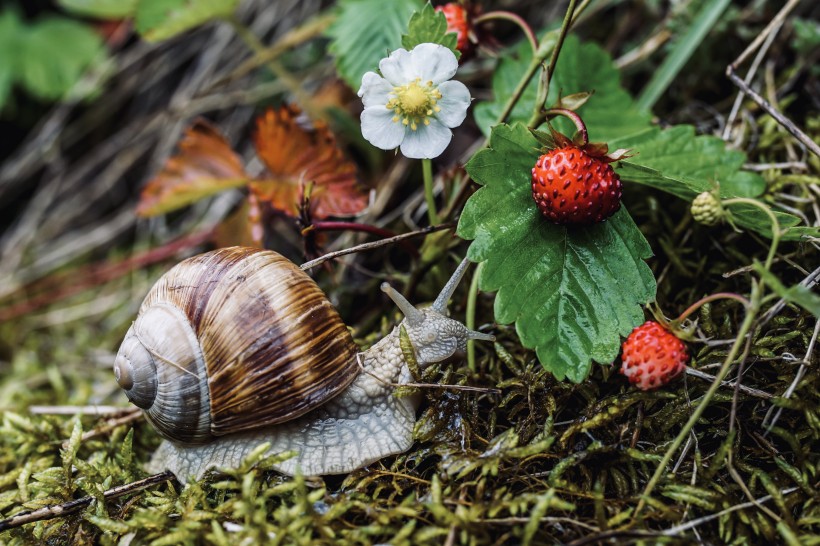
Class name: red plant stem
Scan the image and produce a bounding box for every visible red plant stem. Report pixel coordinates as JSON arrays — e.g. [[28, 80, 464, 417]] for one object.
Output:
[[543, 108, 589, 146], [0, 228, 215, 322], [675, 292, 750, 324], [473, 11, 538, 53]]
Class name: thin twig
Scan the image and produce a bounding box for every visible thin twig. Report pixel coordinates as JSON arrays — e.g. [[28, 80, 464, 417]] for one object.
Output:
[[725, 68, 820, 158], [65, 410, 144, 448], [742, 161, 808, 171], [660, 487, 799, 536], [28, 405, 132, 416], [684, 367, 772, 399], [762, 319, 820, 432], [722, 18, 783, 140], [0, 472, 174, 531], [728, 0, 801, 70], [614, 29, 672, 69], [299, 223, 455, 271]]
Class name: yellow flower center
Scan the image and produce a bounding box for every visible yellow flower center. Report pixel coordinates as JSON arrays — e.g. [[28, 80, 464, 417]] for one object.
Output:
[[385, 78, 442, 131]]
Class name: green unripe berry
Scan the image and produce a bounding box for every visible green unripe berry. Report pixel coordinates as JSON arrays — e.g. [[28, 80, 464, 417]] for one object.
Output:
[[691, 191, 723, 226]]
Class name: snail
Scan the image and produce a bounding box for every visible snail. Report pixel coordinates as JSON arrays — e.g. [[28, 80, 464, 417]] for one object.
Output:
[[113, 246, 494, 482]]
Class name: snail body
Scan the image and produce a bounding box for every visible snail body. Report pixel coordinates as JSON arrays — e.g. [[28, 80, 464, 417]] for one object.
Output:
[[114, 246, 493, 482]]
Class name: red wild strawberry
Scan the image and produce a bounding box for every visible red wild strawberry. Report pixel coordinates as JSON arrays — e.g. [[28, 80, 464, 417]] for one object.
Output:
[[531, 145, 623, 225], [620, 321, 689, 391], [436, 3, 474, 59]]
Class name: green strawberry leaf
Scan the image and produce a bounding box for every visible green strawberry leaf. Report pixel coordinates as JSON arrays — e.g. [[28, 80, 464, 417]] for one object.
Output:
[[401, 2, 459, 58], [135, 0, 239, 42], [458, 123, 656, 382], [327, 0, 422, 90], [474, 35, 652, 142], [19, 17, 105, 101], [753, 263, 820, 318], [611, 126, 815, 240]]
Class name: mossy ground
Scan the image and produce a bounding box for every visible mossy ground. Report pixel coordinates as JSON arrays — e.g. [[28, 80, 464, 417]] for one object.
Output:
[[0, 0, 819, 544]]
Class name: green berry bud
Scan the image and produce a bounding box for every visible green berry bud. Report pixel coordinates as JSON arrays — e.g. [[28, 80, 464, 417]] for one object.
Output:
[[691, 192, 723, 226]]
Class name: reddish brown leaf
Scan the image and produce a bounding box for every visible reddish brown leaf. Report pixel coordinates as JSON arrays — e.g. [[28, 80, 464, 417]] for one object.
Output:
[[137, 120, 249, 217], [212, 195, 265, 249], [250, 105, 367, 219]]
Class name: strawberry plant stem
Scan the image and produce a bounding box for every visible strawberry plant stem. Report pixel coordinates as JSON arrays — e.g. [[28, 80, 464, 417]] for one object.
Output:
[[540, 0, 578, 110], [528, 0, 579, 127], [495, 55, 544, 127], [633, 294, 759, 520], [486, 0, 594, 132], [722, 197, 782, 269], [466, 261, 483, 371], [422, 159, 438, 225], [633, 199, 782, 521], [473, 11, 538, 54], [543, 108, 589, 146], [675, 292, 751, 324]]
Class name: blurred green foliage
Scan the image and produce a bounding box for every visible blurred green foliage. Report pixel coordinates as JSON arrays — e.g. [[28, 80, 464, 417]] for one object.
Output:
[[0, 8, 105, 112]]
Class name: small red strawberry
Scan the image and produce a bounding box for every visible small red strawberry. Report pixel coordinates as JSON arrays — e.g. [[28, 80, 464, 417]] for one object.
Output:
[[436, 3, 475, 59], [620, 321, 689, 391], [531, 146, 623, 225]]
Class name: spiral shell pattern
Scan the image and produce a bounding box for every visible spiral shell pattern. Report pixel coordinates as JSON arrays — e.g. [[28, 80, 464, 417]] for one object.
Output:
[[114, 247, 359, 444]]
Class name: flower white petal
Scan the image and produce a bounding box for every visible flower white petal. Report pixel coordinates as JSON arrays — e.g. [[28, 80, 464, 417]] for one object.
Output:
[[358, 72, 393, 108], [400, 118, 452, 159], [378, 48, 414, 86], [410, 43, 458, 84], [361, 107, 406, 150], [435, 80, 471, 128]]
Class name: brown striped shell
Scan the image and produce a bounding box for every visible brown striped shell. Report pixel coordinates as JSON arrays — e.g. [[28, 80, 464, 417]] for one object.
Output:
[[113, 247, 359, 445]]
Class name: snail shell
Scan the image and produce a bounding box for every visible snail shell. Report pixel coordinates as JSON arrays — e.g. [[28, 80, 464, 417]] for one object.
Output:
[[113, 246, 359, 445]]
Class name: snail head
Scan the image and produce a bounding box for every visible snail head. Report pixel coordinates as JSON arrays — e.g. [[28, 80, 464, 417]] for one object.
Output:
[[381, 258, 494, 364]]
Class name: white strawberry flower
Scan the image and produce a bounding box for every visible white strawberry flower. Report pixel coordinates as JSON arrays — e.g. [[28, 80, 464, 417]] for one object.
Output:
[[358, 43, 471, 159]]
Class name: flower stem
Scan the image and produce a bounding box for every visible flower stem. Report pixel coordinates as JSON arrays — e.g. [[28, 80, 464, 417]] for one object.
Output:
[[466, 261, 483, 372], [422, 159, 438, 225], [674, 292, 750, 324], [473, 11, 538, 54]]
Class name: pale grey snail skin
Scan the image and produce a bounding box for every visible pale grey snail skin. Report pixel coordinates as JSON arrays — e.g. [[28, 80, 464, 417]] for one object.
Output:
[[114, 247, 494, 483]]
